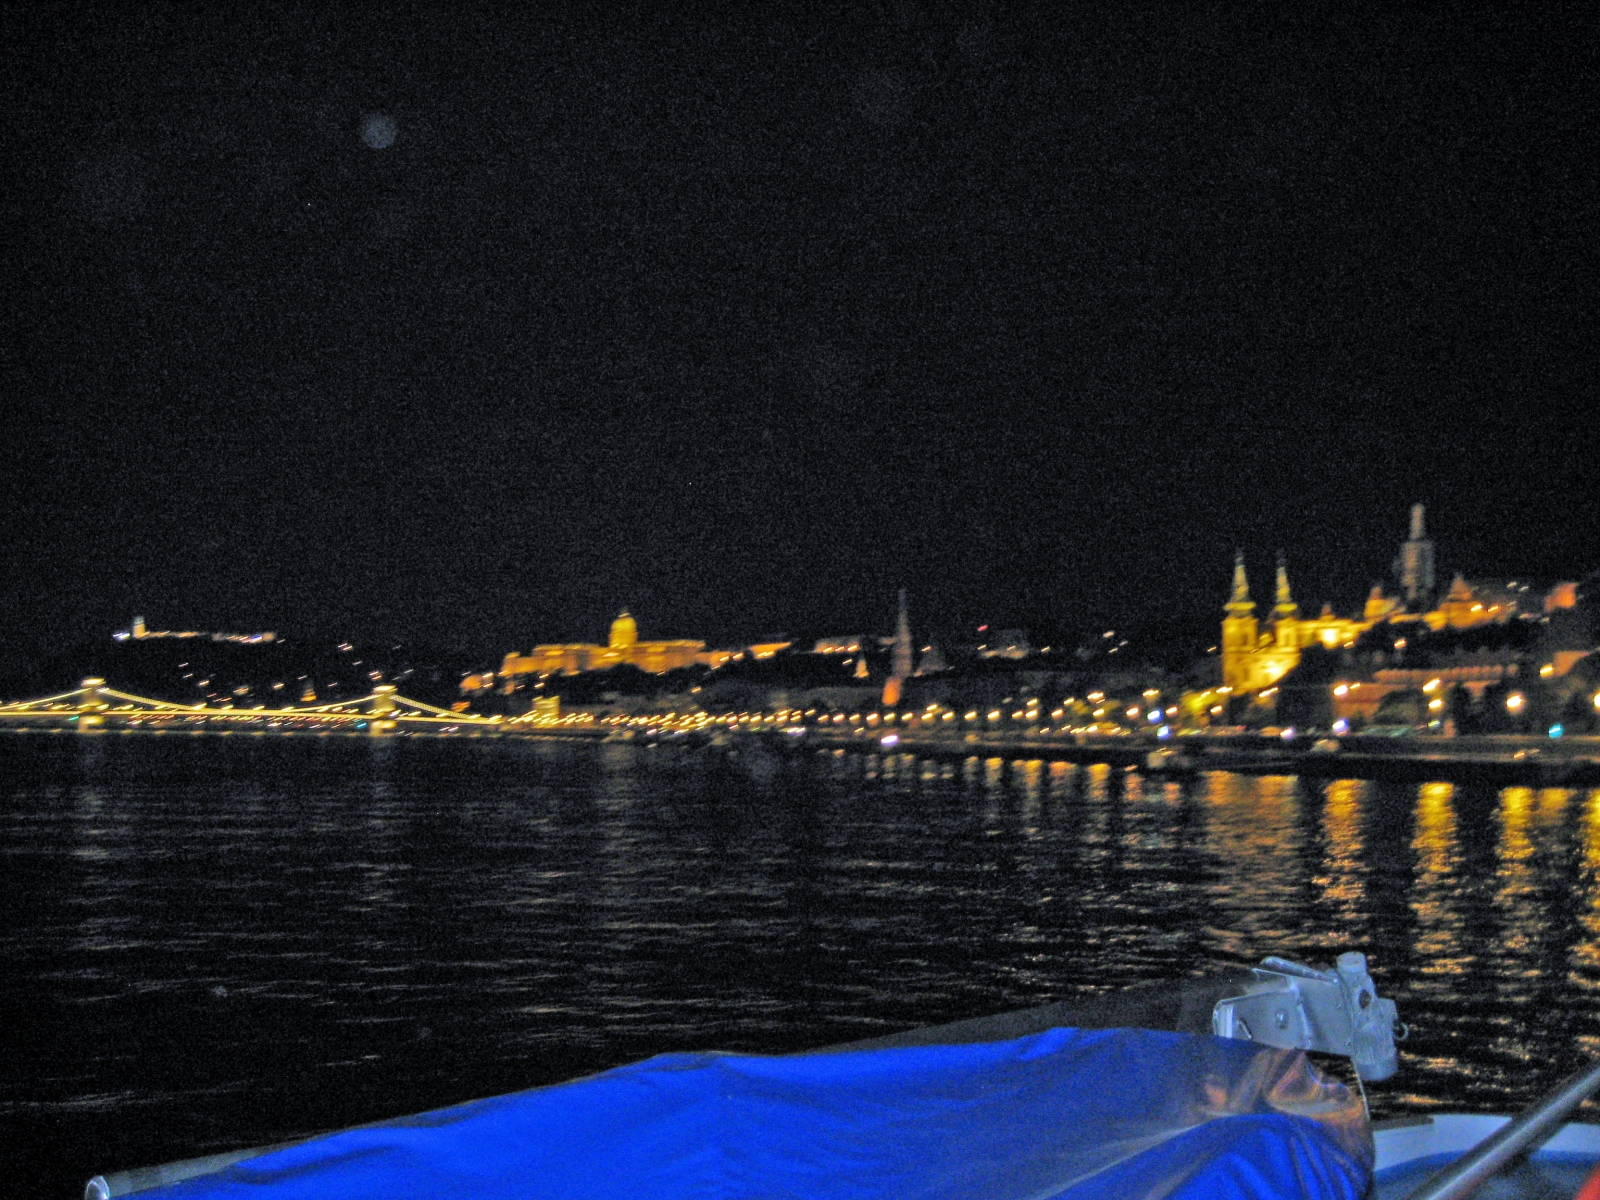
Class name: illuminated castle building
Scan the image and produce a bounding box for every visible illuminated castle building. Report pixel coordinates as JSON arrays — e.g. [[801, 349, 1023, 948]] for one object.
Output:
[[500, 611, 707, 678], [497, 611, 791, 682], [1221, 505, 1566, 693]]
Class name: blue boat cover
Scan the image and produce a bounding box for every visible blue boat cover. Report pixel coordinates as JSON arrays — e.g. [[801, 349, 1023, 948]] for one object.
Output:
[[137, 1027, 1372, 1200]]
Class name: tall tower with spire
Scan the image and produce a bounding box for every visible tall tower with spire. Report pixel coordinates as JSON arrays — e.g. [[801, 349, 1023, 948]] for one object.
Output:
[[1272, 552, 1301, 649], [1395, 503, 1436, 608], [882, 589, 914, 708], [1221, 552, 1259, 691]]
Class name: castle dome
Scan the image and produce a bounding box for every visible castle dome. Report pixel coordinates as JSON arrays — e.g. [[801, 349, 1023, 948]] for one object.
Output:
[[609, 610, 639, 650]]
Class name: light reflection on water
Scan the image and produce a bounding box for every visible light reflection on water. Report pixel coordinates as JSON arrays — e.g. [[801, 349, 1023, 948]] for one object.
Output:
[[6, 733, 1600, 1195]]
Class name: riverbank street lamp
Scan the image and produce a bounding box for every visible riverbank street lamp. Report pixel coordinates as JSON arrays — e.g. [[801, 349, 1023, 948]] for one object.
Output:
[[1506, 692, 1526, 713]]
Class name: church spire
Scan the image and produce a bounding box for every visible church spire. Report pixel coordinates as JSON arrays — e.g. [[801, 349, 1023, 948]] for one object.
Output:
[[882, 589, 913, 708], [891, 589, 913, 681], [1272, 551, 1300, 634], [1221, 551, 1260, 691], [1226, 551, 1255, 617]]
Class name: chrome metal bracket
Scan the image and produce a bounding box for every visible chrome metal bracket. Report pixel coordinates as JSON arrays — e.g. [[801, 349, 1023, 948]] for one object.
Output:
[[1212, 951, 1400, 1081]]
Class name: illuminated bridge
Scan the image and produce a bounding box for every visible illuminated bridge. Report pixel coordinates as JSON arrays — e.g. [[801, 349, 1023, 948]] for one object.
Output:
[[0, 679, 589, 738]]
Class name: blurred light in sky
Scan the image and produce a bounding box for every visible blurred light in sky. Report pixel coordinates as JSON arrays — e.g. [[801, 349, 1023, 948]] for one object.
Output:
[[361, 113, 397, 150]]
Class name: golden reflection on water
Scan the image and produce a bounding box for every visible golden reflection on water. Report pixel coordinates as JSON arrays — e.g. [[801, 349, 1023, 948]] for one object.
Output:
[[1014, 760, 1044, 838], [1199, 773, 1303, 959], [1079, 763, 1114, 864], [1581, 791, 1600, 871], [1047, 760, 1075, 805], [1393, 780, 1600, 1092], [1319, 779, 1367, 923], [1410, 782, 1466, 989], [1490, 788, 1541, 1003], [1572, 792, 1600, 999], [1084, 762, 1111, 803], [982, 757, 1004, 793], [22, 733, 1600, 1152], [1122, 768, 1144, 804], [1016, 759, 1043, 810], [1161, 774, 1600, 1108]]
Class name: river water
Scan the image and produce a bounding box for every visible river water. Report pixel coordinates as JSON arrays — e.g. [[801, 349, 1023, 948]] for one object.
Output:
[[5, 731, 1600, 1195]]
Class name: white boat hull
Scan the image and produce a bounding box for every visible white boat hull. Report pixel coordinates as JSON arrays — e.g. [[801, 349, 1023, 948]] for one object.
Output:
[[1373, 1115, 1600, 1199]]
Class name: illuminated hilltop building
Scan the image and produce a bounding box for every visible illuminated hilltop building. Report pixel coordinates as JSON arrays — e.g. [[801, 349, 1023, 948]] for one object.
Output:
[[1221, 505, 1565, 693], [114, 616, 276, 644], [498, 611, 790, 681], [501, 611, 706, 678]]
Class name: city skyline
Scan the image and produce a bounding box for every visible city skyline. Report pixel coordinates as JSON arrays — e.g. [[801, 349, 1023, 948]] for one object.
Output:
[[6, 5, 1596, 675], [101, 499, 1600, 646], [10, 495, 1597, 683]]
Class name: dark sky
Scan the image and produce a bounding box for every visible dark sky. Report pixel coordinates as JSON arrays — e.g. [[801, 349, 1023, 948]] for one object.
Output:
[[4, 2, 1597, 668]]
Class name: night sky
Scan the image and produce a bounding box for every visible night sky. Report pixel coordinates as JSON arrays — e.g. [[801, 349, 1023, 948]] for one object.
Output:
[[5, 3, 1597, 672]]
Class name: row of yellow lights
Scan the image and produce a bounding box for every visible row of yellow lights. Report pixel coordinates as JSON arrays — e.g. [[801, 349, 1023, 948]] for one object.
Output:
[[24, 681, 1600, 725], [514, 705, 1188, 734], [525, 685, 1600, 730], [1332, 678, 1600, 714]]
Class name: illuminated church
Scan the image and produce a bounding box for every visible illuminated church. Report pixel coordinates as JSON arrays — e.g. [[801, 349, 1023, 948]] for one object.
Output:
[[1221, 505, 1547, 692]]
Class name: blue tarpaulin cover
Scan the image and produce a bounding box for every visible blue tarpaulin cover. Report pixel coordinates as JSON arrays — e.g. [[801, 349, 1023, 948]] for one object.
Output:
[[136, 1027, 1372, 1199]]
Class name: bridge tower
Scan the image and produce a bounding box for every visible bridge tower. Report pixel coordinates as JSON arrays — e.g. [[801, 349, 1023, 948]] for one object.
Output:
[[367, 685, 399, 736], [76, 677, 109, 730]]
